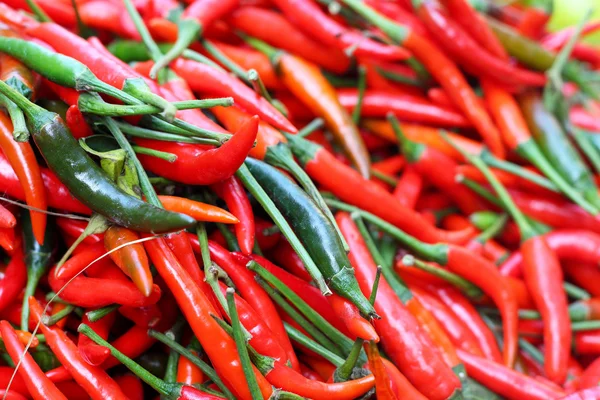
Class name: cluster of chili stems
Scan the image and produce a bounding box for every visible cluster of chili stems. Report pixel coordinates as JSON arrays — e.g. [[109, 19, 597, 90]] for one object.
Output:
[[0, 0, 598, 399]]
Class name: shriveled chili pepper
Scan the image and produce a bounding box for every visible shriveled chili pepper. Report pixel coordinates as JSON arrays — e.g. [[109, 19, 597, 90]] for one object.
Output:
[[104, 226, 153, 297], [20, 210, 55, 331], [342, 0, 506, 159], [28, 297, 128, 400], [336, 211, 461, 399], [135, 116, 258, 185], [458, 350, 566, 400], [0, 245, 26, 311], [0, 112, 46, 244], [287, 133, 475, 244], [227, 6, 350, 73], [0, 320, 67, 400], [245, 158, 376, 318], [337, 88, 471, 127]]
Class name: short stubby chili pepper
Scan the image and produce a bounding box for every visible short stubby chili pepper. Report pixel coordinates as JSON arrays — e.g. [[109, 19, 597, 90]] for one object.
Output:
[[0, 320, 67, 400], [286, 134, 476, 244], [171, 58, 296, 133], [336, 212, 462, 400], [28, 297, 129, 400], [0, 112, 47, 244], [0, 204, 15, 229], [104, 226, 153, 297], [341, 0, 506, 159], [227, 6, 350, 74], [337, 88, 472, 127], [245, 158, 377, 319], [135, 116, 258, 185]]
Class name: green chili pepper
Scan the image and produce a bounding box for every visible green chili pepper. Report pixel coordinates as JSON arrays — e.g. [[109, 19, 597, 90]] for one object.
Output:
[[21, 211, 56, 331], [520, 92, 600, 213], [0, 80, 195, 233], [107, 40, 172, 62], [244, 158, 377, 318]]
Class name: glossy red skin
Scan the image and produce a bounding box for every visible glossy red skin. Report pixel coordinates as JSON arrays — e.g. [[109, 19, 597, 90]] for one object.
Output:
[[0, 152, 90, 215], [114, 375, 144, 400], [0, 247, 26, 310], [337, 88, 471, 127], [336, 212, 461, 400], [135, 116, 258, 185], [3, 0, 75, 27], [182, 0, 239, 26], [172, 58, 296, 133], [29, 298, 128, 400], [267, 241, 312, 282], [393, 165, 422, 209], [458, 350, 566, 400], [78, 312, 115, 366], [211, 176, 255, 255], [500, 230, 600, 278]]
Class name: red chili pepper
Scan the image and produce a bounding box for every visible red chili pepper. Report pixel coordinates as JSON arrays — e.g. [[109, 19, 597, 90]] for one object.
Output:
[[364, 0, 429, 36], [0, 320, 67, 400], [135, 116, 258, 185], [578, 356, 600, 389], [56, 218, 102, 244], [268, 240, 312, 282], [0, 246, 26, 311], [392, 165, 422, 209], [570, 106, 600, 132], [336, 211, 462, 400], [78, 312, 115, 366], [300, 363, 323, 382], [119, 304, 162, 327], [364, 341, 400, 400], [114, 374, 143, 400], [159, 195, 238, 224], [0, 151, 90, 215], [206, 244, 300, 370], [0, 203, 15, 229], [288, 135, 475, 244], [0, 113, 47, 244], [29, 297, 128, 400], [227, 6, 350, 74], [177, 349, 205, 385], [338, 88, 471, 127], [272, 0, 410, 61], [104, 226, 153, 297], [426, 88, 457, 111], [182, 0, 238, 28], [171, 58, 296, 133], [327, 293, 379, 342], [3, 0, 75, 27], [211, 176, 255, 255], [143, 237, 273, 400], [458, 349, 566, 400], [66, 105, 93, 139], [212, 105, 286, 160], [516, 8, 549, 39], [499, 230, 600, 278]]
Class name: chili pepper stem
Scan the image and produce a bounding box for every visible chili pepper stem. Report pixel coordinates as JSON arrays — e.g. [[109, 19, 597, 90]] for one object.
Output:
[[54, 214, 107, 275], [296, 118, 325, 138], [86, 304, 119, 322], [24, 0, 51, 22], [122, 78, 177, 121], [0, 94, 29, 141], [283, 322, 345, 366], [150, 19, 202, 79]]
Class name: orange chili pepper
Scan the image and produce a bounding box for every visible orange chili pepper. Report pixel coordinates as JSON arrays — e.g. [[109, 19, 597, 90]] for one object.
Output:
[[157, 195, 238, 224]]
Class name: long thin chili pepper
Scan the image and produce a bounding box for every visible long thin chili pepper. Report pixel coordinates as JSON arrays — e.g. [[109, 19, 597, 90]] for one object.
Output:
[[341, 0, 506, 159], [286, 133, 475, 244], [0, 320, 67, 400], [0, 112, 46, 243], [335, 212, 461, 399], [227, 6, 350, 74]]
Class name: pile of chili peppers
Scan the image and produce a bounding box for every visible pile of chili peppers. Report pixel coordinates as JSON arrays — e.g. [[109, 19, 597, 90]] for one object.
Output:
[[0, 0, 598, 398]]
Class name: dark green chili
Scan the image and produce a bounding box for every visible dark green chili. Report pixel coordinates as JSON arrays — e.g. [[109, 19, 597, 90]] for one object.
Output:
[[245, 158, 376, 318]]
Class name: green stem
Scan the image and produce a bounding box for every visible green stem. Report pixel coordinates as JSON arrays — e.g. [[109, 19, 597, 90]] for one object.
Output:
[[0, 94, 29, 141], [473, 213, 508, 244], [196, 223, 212, 271], [480, 150, 557, 192], [236, 164, 330, 294], [341, 0, 409, 44], [42, 305, 75, 326], [376, 66, 423, 87], [201, 40, 250, 84], [352, 65, 367, 125], [115, 121, 220, 145], [216, 224, 240, 252], [78, 324, 172, 395], [564, 282, 591, 300], [571, 126, 600, 175], [148, 329, 236, 400], [283, 322, 345, 366], [297, 118, 325, 138], [226, 288, 263, 400], [132, 146, 177, 162], [86, 304, 119, 322], [572, 320, 600, 332], [54, 214, 108, 272], [122, 0, 163, 62], [519, 338, 544, 364], [122, 78, 177, 121], [163, 319, 185, 386], [25, 0, 51, 22], [182, 49, 225, 72], [370, 169, 397, 187], [403, 255, 483, 299], [150, 19, 202, 79]]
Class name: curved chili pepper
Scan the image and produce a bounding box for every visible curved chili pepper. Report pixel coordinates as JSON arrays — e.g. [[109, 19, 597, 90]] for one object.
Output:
[[212, 105, 286, 160], [227, 7, 350, 73], [0, 246, 26, 311], [327, 293, 379, 342], [28, 297, 128, 400], [342, 0, 506, 159], [79, 1, 139, 39], [211, 176, 255, 255], [336, 212, 461, 399], [364, 341, 400, 400], [78, 312, 115, 366], [338, 89, 471, 127], [65, 105, 92, 139], [159, 195, 238, 224], [104, 226, 153, 297], [287, 134, 475, 244], [418, 2, 546, 87], [171, 58, 295, 133], [135, 116, 258, 185], [0, 204, 15, 229], [48, 264, 162, 308], [246, 158, 376, 318], [0, 113, 46, 244], [499, 230, 600, 278], [458, 350, 566, 400], [412, 286, 485, 357], [176, 348, 205, 385], [0, 320, 67, 400], [273, 0, 409, 61], [143, 237, 273, 400], [274, 54, 370, 177]]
